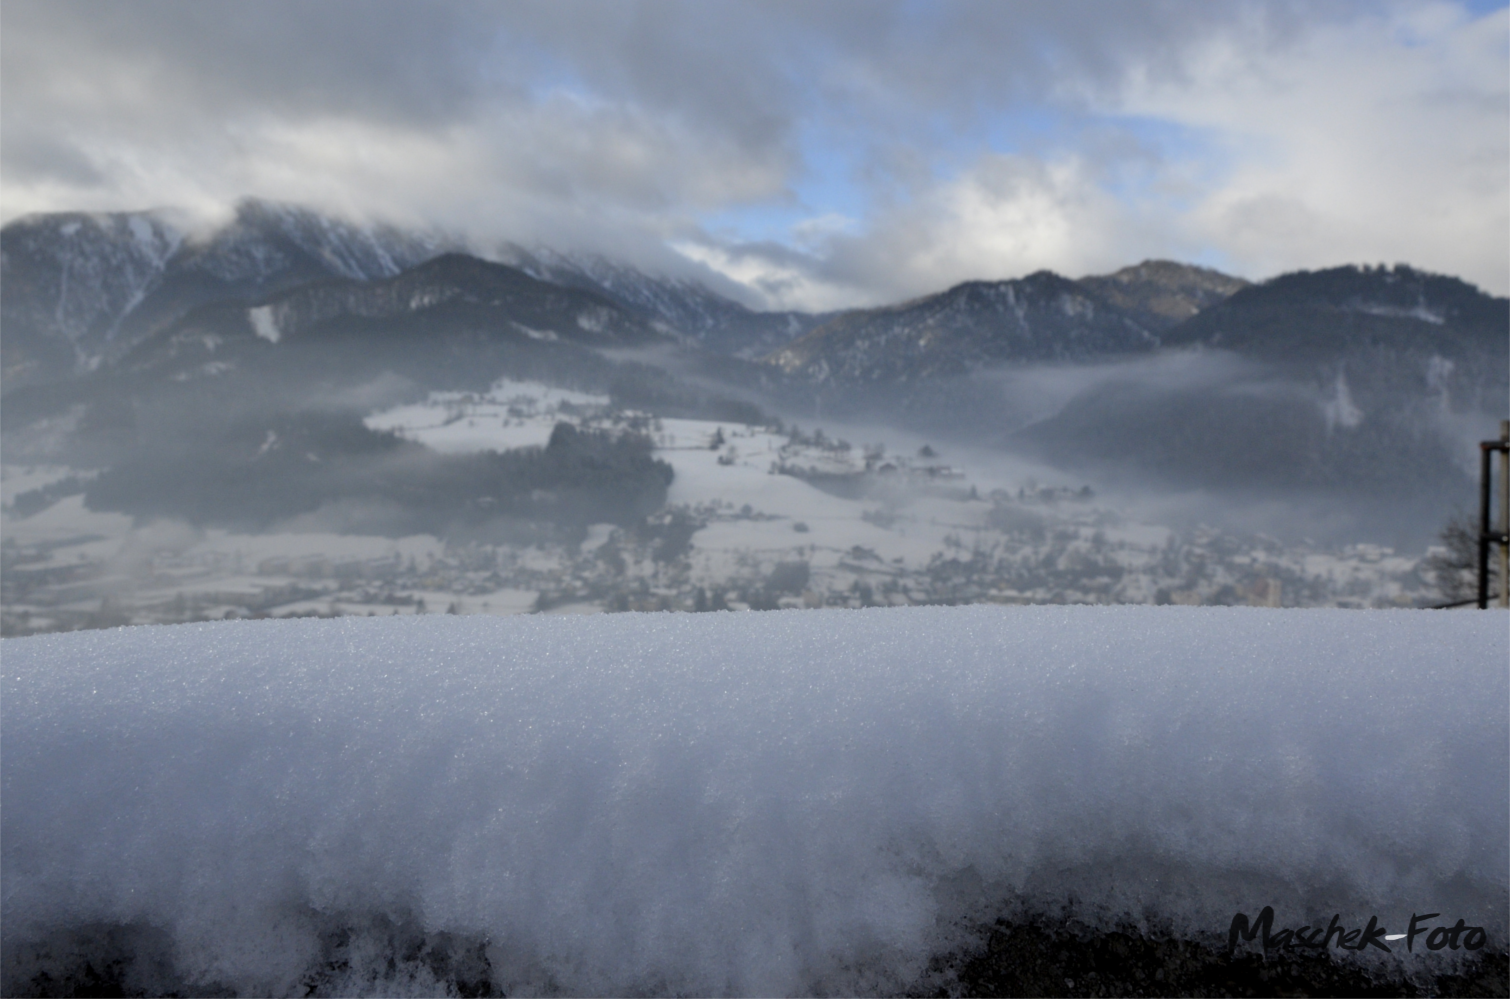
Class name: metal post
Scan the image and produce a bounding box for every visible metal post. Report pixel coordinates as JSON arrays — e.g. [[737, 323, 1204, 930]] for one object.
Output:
[[1480, 422, 1510, 610], [1500, 420, 1509, 608], [1480, 441, 1493, 610]]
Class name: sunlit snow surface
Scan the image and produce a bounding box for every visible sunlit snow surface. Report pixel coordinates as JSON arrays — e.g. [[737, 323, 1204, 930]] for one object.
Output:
[[363, 379, 611, 454], [3, 607, 1506, 996]]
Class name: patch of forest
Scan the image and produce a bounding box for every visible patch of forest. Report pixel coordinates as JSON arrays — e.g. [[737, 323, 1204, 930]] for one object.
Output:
[[85, 415, 672, 539]]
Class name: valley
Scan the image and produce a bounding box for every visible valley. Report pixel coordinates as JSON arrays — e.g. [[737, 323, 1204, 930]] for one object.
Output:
[[2, 200, 1502, 637], [2, 379, 1442, 637]]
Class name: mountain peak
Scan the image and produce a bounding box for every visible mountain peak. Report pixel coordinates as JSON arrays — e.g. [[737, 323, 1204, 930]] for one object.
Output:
[[1078, 260, 1249, 330]]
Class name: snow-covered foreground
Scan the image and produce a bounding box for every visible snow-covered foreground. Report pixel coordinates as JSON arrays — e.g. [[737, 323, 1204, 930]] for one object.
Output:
[[3, 606, 1505, 996]]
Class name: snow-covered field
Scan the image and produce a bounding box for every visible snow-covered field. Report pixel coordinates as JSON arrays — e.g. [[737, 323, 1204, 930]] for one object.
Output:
[[363, 379, 611, 455], [3, 607, 1505, 996], [358, 379, 1441, 612]]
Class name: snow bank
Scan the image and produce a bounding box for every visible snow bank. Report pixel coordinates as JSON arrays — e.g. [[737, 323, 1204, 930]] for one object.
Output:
[[3, 607, 1505, 995]]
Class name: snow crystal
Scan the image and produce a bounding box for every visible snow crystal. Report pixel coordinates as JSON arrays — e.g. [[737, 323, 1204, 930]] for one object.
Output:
[[2, 606, 1505, 995]]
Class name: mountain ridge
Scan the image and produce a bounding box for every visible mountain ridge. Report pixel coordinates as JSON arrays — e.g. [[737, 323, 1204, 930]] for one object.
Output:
[[768, 269, 1163, 382], [2, 203, 828, 390], [496, 244, 832, 359], [1163, 263, 1508, 358], [0, 200, 453, 388]]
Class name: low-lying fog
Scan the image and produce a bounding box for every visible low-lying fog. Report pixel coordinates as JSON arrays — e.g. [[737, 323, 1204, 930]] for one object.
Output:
[[5, 335, 1494, 637]]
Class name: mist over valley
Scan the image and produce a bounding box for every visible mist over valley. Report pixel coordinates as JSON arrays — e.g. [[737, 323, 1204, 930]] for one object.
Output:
[[3, 200, 1503, 636]]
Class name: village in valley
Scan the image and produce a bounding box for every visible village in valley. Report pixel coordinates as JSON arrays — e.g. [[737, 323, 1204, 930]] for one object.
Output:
[[1, 380, 1442, 637]]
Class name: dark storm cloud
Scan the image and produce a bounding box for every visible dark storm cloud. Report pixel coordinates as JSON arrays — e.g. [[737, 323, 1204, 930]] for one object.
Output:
[[2, 1, 498, 127], [2, 126, 105, 187], [2, 0, 1323, 183]]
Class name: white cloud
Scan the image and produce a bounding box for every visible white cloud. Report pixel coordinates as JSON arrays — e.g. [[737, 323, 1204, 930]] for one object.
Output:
[[672, 241, 860, 313], [1113, 3, 1509, 292], [2, 1, 1504, 306], [707, 2, 1508, 309], [728, 154, 1138, 309]]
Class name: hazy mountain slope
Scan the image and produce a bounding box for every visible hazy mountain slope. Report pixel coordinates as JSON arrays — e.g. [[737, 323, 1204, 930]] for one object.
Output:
[[1163, 263, 1507, 365], [1, 211, 183, 388], [4, 248, 690, 536], [236, 252, 664, 348], [103, 252, 669, 395], [769, 271, 1160, 382], [1, 200, 451, 389], [113, 201, 453, 358], [2, 248, 776, 481], [1010, 265, 1509, 541], [499, 245, 828, 358]]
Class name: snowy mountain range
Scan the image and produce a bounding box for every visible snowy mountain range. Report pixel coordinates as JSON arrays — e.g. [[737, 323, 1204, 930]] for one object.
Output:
[[1, 199, 1252, 391], [1, 200, 827, 390]]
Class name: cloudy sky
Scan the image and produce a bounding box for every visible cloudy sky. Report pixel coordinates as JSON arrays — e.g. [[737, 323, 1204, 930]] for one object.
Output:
[[3, 0, 1506, 308]]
